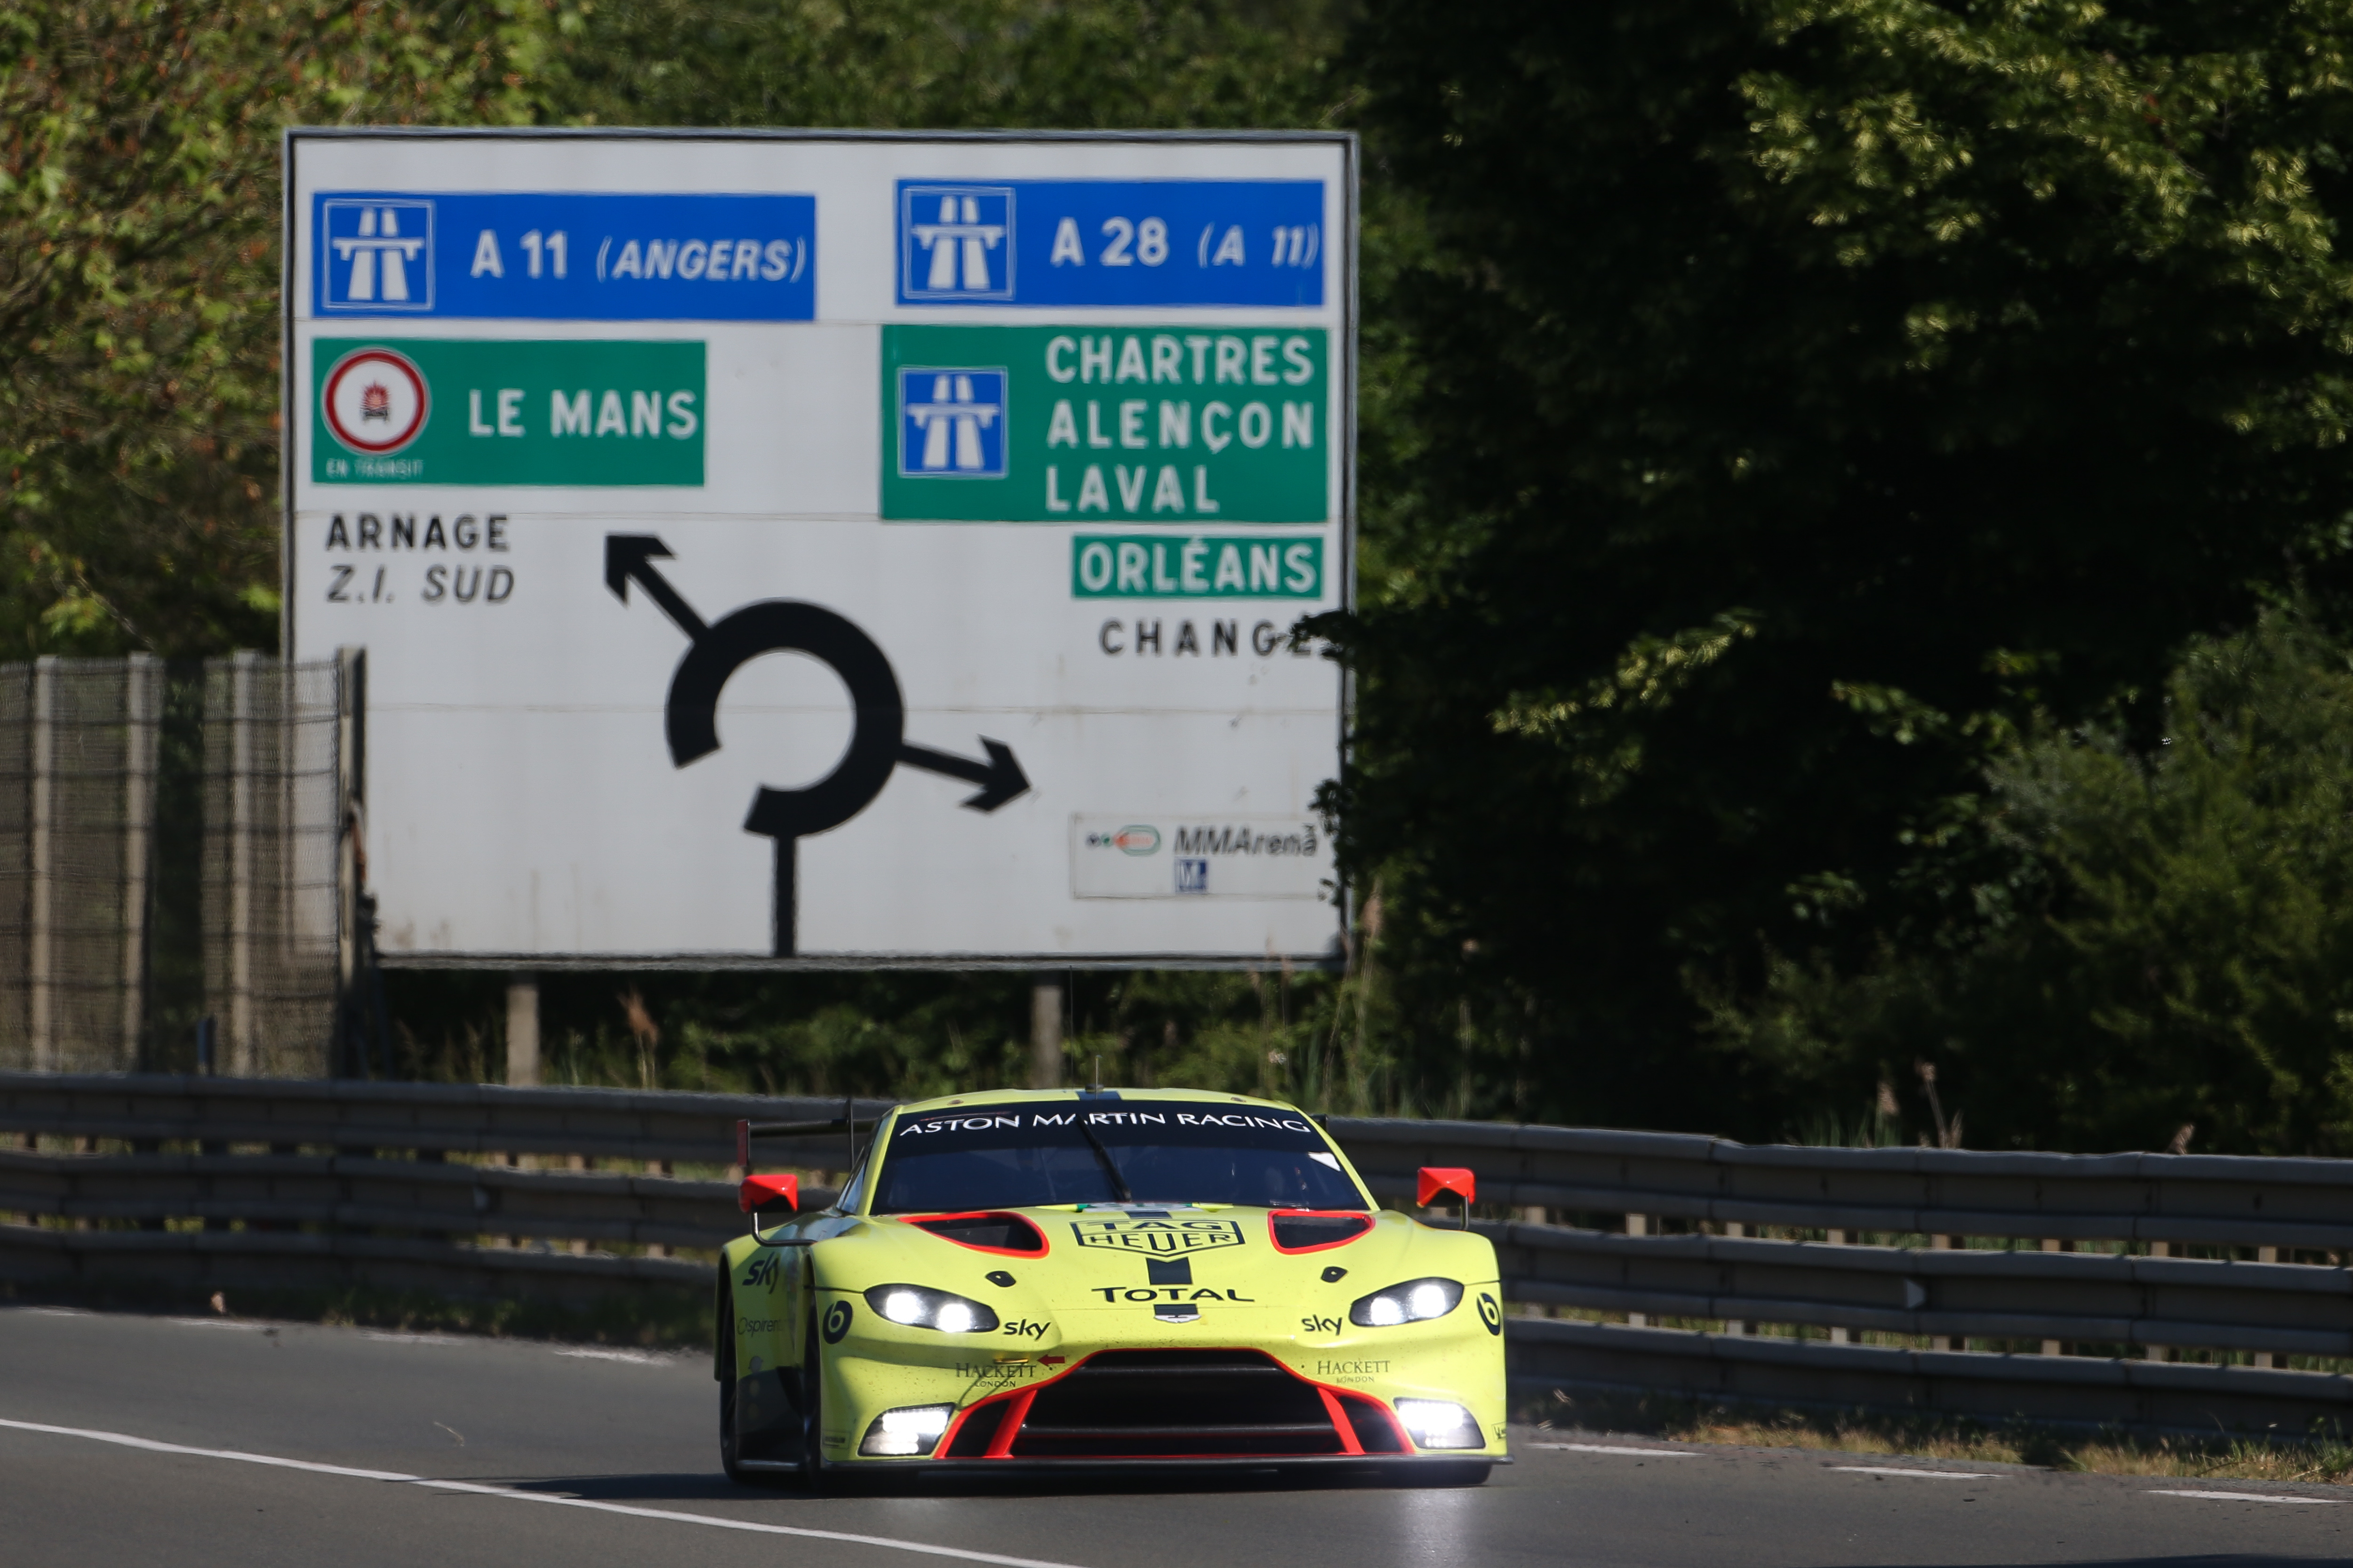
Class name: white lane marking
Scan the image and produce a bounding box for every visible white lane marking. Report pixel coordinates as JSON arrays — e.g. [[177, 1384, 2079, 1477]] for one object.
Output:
[[14, 1307, 89, 1317], [1832, 1466, 1999, 1480], [1534, 1443, 1696, 1457], [0, 1417, 1094, 1568], [366, 1333, 465, 1345], [166, 1319, 270, 1331], [552, 1348, 664, 1364], [2148, 1489, 2340, 1506]]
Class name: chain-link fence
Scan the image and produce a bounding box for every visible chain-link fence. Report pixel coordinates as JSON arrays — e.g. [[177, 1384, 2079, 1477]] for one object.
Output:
[[0, 655, 350, 1075]]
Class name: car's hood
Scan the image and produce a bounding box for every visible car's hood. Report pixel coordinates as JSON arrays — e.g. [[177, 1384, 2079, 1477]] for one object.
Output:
[[812, 1203, 1495, 1323]]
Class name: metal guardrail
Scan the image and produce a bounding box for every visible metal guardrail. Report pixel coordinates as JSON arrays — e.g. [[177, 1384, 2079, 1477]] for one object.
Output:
[[3, 1079, 2350, 1431]]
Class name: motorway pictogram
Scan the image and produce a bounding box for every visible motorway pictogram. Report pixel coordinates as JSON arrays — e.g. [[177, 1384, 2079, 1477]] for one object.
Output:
[[605, 534, 1029, 955]]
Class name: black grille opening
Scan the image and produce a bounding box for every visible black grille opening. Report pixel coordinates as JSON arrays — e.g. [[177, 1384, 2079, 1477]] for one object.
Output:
[[1010, 1350, 1345, 1458], [1271, 1213, 1372, 1250], [911, 1212, 1047, 1254], [1339, 1393, 1405, 1454], [944, 1400, 1010, 1457]]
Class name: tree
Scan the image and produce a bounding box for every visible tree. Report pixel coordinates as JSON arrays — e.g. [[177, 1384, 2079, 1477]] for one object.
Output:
[[1335, 0, 2353, 1132], [0, 0, 543, 657], [1713, 611, 2353, 1155]]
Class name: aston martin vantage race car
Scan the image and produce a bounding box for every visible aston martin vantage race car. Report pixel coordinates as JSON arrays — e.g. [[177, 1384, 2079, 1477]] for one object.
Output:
[[715, 1088, 1506, 1484]]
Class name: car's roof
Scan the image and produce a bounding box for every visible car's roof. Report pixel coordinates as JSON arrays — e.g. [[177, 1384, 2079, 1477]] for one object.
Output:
[[890, 1087, 1313, 1119]]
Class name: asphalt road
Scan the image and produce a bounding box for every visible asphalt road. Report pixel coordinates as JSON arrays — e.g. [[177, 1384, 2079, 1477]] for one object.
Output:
[[4, 1306, 2349, 1568]]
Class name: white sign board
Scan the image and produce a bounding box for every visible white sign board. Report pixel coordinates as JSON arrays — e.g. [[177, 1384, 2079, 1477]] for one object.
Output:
[[284, 130, 1353, 966]]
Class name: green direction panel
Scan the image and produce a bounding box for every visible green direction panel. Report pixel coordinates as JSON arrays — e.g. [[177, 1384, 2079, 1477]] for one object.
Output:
[[880, 325, 1328, 523], [1072, 534, 1323, 599], [311, 338, 704, 486]]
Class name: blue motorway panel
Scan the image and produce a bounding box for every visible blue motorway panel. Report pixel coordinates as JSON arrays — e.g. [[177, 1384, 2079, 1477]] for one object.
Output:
[[896, 180, 1325, 308], [312, 192, 816, 320]]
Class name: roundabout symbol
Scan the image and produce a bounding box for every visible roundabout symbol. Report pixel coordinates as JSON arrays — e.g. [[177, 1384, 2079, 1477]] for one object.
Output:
[[606, 535, 1029, 955]]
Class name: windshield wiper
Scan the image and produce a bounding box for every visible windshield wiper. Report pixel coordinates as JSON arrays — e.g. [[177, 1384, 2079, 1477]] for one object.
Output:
[[1077, 1121, 1136, 1203]]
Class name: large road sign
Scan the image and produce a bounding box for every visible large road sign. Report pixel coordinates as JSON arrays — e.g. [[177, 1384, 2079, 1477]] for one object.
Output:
[[284, 130, 1353, 967]]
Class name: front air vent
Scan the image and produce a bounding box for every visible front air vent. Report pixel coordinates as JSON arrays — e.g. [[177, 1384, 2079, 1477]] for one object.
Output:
[[1009, 1350, 1345, 1458], [910, 1212, 1048, 1254], [1270, 1212, 1372, 1252]]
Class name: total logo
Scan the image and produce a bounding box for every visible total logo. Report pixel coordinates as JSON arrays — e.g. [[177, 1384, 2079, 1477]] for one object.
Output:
[[1083, 824, 1161, 856], [323, 347, 429, 454]]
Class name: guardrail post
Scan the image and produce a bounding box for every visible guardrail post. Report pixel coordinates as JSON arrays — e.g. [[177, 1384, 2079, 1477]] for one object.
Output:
[[1719, 1221, 1750, 1335], [2254, 1246, 2279, 1367], [1927, 1233, 1953, 1350], [1625, 1213, 1649, 1326], [2040, 1238, 2068, 1354], [1824, 1228, 1851, 1341]]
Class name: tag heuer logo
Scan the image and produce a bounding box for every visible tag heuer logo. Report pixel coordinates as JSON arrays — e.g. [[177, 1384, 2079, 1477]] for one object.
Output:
[[1071, 1218, 1246, 1255]]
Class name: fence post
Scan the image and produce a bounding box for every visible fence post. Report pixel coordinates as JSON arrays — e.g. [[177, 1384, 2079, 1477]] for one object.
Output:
[[27, 656, 56, 1071], [1030, 976, 1063, 1088], [507, 973, 540, 1087], [334, 648, 365, 1077], [228, 649, 259, 1075], [123, 653, 160, 1069]]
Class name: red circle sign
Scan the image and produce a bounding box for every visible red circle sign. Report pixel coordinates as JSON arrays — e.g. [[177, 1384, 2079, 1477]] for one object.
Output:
[[322, 347, 428, 455]]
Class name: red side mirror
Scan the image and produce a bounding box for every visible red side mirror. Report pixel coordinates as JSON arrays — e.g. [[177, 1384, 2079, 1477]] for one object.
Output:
[[739, 1173, 799, 1214], [1417, 1166, 1475, 1207]]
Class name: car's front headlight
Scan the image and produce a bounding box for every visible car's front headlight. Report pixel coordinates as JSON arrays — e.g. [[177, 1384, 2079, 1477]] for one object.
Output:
[[863, 1284, 1000, 1334], [1394, 1398, 1483, 1450], [859, 1403, 955, 1456], [1349, 1277, 1463, 1327]]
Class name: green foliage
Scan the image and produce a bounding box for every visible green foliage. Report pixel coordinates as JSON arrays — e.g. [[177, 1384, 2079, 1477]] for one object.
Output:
[[388, 960, 1440, 1114], [0, 0, 542, 657], [539, 0, 1345, 130], [1331, 0, 2353, 1132], [1709, 611, 2353, 1155]]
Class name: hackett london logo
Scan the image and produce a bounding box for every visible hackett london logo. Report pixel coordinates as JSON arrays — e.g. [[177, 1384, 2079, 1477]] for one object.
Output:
[[313, 338, 704, 486], [1071, 1218, 1246, 1255]]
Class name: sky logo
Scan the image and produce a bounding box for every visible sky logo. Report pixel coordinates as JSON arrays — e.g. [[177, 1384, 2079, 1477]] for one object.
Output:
[[321, 200, 434, 311], [902, 186, 1013, 301], [900, 368, 1007, 478]]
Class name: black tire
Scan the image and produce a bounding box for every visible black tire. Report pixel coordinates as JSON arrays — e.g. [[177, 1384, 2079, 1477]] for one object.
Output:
[[718, 1288, 754, 1486], [799, 1315, 829, 1491], [1407, 1460, 1492, 1488]]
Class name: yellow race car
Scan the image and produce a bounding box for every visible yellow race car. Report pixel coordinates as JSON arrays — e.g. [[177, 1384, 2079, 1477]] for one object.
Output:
[[715, 1087, 1505, 1485]]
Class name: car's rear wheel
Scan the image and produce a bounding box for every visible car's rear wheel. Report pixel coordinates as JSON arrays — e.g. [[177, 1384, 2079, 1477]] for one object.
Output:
[[717, 1289, 753, 1486], [799, 1315, 828, 1491]]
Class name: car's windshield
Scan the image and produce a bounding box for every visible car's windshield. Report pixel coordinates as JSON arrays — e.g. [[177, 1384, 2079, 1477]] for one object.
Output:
[[870, 1101, 1366, 1213]]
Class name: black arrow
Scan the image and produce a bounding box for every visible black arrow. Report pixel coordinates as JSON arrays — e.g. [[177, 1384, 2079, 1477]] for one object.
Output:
[[898, 738, 1031, 812], [605, 531, 1032, 955], [605, 534, 706, 640]]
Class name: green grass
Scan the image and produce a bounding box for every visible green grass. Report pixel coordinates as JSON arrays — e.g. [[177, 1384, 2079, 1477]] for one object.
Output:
[[1527, 1386, 2353, 1484]]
